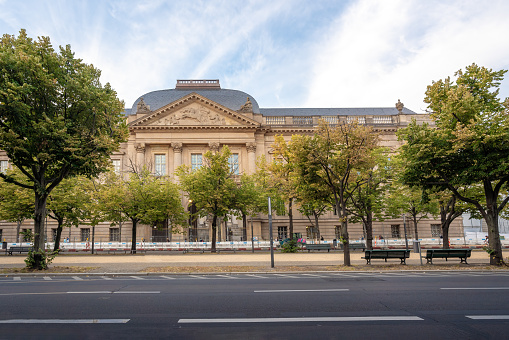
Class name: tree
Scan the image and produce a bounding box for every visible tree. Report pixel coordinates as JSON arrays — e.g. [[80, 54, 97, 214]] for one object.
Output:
[[0, 168, 33, 243], [291, 122, 379, 265], [98, 169, 185, 254], [267, 135, 300, 238], [46, 176, 91, 251], [177, 147, 237, 252], [400, 63, 509, 265], [0, 30, 128, 268], [346, 148, 391, 250]]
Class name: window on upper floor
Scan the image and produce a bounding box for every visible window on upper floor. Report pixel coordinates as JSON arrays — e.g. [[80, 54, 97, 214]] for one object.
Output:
[[154, 154, 166, 176], [191, 153, 202, 171], [112, 160, 121, 174], [0, 160, 8, 174], [228, 153, 240, 175]]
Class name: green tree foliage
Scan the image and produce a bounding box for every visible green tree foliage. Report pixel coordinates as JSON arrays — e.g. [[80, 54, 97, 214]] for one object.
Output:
[[346, 148, 391, 250], [266, 135, 300, 238], [0, 30, 128, 268], [399, 64, 509, 265], [291, 122, 379, 265], [97, 169, 185, 254], [177, 147, 238, 252], [46, 176, 92, 251], [0, 168, 33, 242]]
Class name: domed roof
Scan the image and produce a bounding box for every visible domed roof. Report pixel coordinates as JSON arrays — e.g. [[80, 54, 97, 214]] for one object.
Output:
[[128, 82, 260, 115]]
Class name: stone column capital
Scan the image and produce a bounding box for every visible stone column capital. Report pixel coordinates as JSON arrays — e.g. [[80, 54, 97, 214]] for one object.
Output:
[[171, 142, 183, 153], [134, 143, 146, 153], [246, 142, 257, 153], [209, 142, 220, 153]]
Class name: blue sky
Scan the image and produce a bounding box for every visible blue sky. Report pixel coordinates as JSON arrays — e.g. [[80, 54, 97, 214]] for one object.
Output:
[[1, 0, 508, 113]]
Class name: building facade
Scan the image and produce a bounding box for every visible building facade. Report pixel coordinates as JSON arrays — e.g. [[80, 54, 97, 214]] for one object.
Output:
[[0, 80, 464, 244]]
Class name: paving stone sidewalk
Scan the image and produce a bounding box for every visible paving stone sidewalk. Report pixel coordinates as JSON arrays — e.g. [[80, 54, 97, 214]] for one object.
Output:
[[2, 250, 507, 274]]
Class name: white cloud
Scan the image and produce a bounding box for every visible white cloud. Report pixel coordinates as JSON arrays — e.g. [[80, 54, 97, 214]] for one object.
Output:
[[305, 0, 509, 112]]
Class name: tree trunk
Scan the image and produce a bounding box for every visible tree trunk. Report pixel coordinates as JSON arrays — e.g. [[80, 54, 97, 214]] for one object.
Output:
[[131, 219, 137, 254], [211, 214, 217, 252], [314, 212, 320, 241], [53, 219, 64, 252], [440, 203, 450, 249], [485, 207, 503, 265], [217, 217, 222, 242], [288, 198, 294, 238], [242, 213, 247, 241], [365, 212, 373, 250], [338, 201, 350, 266], [32, 191, 49, 269], [412, 208, 419, 240], [16, 220, 21, 243]]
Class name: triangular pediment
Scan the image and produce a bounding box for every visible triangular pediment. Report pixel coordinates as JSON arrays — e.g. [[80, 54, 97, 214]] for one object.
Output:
[[129, 93, 260, 129]]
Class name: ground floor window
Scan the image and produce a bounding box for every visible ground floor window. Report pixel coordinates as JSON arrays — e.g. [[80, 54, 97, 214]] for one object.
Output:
[[306, 226, 318, 240], [80, 228, 90, 242], [21, 229, 33, 242], [391, 225, 401, 238], [277, 226, 288, 240], [335, 226, 344, 240], [431, 224, 441, 237], [109, 228, 120, 242]]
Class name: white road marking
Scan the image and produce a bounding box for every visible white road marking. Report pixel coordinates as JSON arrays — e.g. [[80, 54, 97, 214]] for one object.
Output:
[[72, 276, 83, 281], [67, 291, 160, 294], [441, 287, 509, 290], [67, 291, 112, 294], [467, 315, 509, 320], [101, 276, 114, 280], [254, 289, 349, 293], [13, 277, 21, 281], [188, 275, 208, 279], [43, 277, 52, 281], [178, 316, 423, 323], [246, 274, 268, 279], [129, 276, 145, 280], [272, 274, 300, 278], [160, 276, 175, 280], [0, 319, 129, 324], [112, 291, 160, 294], [212, 275, 238, 279]]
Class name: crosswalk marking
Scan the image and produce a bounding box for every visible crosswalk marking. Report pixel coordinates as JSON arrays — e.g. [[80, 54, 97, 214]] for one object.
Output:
[[129, 276, 145, 280]]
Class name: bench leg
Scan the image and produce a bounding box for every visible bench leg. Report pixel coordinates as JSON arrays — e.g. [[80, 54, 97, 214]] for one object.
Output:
[[460, 257, 469, 264], [426, 257, 433, 264]]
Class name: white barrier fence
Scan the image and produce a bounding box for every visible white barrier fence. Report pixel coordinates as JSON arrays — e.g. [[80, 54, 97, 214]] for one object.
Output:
[[3, 234, 508, 252]]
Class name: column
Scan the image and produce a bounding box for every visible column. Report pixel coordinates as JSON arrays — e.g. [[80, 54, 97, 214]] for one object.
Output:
[[246, 142, 257, 174], [135, 143, 145, 168], [172, 142, 183, 171]]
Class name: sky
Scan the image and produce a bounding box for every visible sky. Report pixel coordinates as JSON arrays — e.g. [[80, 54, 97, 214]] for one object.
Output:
[[1, 0, 508, 113]]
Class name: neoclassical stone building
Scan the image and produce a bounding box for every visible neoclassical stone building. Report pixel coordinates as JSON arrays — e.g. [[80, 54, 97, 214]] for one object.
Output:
[[0, 79, 464, 244]]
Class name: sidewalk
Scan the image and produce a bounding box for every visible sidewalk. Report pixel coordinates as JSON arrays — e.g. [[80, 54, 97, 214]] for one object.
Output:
[[2, 249, 507, 274]]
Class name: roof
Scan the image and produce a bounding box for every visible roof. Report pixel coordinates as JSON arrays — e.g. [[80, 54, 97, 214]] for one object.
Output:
[[127, 88, 261, 115]]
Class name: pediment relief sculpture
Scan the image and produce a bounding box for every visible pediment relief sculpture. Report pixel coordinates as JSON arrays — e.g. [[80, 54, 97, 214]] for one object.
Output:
[[150, 104, 239, 126]]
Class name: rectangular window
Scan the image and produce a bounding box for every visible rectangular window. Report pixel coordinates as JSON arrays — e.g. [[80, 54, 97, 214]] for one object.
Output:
[[109, 228, 120, 242], [431, 224, 441, 237], [154, 154, 166, 176], [335, 226, 341, 239], [191, 153, 202, 171], [21, 229, 32, 242], [0, 160, 8, 174], [80, 228, 90, 242], [277, 226, 288, 240], [228, 153, 240, 175], [391, 225, 401, 238], [112, 160, 121, 174]]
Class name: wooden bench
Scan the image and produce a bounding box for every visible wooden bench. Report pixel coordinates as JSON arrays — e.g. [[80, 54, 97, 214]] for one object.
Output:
[[425, 249, 472, 264], [306, 244, 331, 252], [362, 249, 410, 264], [340, 243, 366, 251], [8, 246, 33, 255]]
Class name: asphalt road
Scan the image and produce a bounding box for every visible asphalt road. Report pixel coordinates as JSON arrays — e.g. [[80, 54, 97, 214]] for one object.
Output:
[[1, 271, 508, 339]]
